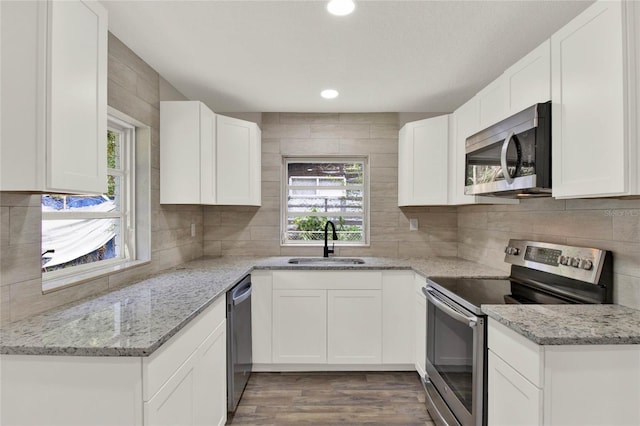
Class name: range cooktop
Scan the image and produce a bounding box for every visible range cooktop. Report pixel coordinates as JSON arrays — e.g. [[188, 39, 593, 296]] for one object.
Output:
[[426, 240, 613, 316]]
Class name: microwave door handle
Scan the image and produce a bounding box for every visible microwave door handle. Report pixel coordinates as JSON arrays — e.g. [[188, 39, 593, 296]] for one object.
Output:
[[501, 131, 516, 184], [423, 287, 478, 328]]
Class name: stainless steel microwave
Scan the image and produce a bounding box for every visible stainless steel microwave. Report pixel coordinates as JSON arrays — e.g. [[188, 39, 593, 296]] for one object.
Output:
[[464, 102, 551, 197]]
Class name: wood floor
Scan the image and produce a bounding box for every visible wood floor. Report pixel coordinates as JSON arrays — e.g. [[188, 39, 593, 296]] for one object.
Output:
[[226, 372, 435, 425]]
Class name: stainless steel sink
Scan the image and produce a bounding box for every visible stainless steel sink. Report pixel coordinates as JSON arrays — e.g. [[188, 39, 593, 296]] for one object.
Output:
[[287, 257, 365, 265]]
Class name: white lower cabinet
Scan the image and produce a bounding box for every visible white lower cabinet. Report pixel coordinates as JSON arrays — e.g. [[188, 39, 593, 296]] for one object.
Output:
[[382, 271, 415, 365], [145, 321, 226, 426], [0, 297, 227, 426], [258, 270, 414, 370], [328, 290, 382, 364], [414, 274, 427, 377], [144, 298, 227, 426], [488, 318, 640, 426], [488, 350, 542, 426], [272, 289, 327, 364]]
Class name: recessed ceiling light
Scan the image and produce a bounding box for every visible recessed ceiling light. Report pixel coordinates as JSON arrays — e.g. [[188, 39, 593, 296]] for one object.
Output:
[[327, 0, 355, 16], [321, 89, 339, 99]]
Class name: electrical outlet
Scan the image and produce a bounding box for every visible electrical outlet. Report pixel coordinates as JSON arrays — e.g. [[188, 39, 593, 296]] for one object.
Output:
[[409, 218, 418, 231], [191, 223, 196, 237]]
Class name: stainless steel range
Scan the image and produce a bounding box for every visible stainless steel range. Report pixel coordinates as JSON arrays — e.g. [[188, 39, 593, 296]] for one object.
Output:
[[422, 239, 613, 426]]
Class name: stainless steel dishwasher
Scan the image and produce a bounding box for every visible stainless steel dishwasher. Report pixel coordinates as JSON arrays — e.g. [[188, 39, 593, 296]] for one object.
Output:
[[226, 274, 252, 413]]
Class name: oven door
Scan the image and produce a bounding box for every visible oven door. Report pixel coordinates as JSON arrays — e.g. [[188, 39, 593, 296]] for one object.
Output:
[[423, 286, 485, 426]]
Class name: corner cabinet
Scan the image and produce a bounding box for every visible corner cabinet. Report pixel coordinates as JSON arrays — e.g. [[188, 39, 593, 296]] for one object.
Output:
[[1, 0, 108, 194], [160, 101, 261, 205], [488, 318, 640, 426], [551, 0, 639, 198], [398, 115, 450, 206]]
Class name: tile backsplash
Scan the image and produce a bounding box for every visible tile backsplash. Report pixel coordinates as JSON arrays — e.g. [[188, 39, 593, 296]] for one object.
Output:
[[458, 198, 640, 309], [202, 112, 458, 259]]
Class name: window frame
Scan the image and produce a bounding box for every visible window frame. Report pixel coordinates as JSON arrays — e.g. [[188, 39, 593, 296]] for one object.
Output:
[[281, 156, 370, 247], [41, 115, 137, 286]]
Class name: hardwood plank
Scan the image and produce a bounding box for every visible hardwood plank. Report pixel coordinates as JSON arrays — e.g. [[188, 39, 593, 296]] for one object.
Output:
[[227, 372, 434, 425]]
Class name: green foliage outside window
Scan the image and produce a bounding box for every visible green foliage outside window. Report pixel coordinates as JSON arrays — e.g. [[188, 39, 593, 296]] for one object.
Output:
[[292, 209, 361, 241]]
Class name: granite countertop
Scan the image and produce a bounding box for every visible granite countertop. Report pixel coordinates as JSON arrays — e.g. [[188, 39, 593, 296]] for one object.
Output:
[[0, 255, 506, 357], [482, 304, 640, 345]]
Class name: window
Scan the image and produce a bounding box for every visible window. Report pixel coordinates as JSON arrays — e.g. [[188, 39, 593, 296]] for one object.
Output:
[[282, 158, 368, 245], [41, 116, 136, 282]]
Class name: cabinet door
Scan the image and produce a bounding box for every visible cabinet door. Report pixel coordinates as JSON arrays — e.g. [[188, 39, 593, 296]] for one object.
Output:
[[488, 350, 542, 426], [505, 40, 551, 115], [160, 101, 203, 204], [216, 115, 261, 206], [477, 77, 508, 130], [145, 352, 197, 426], [398, 125, 410, 206], [251, 270, 273, 364], [414, 274, 427, 377], [199, 104, 217, 205], [551, 0, 627, 198], [272, 289, 327, 363], [1, 0, 107, 193], [193, 322, 227, 426], [382, 271, 414, 364], [398, 116, 449, 206], [327, 290, 382, 364], [47, 0, 107, 193]]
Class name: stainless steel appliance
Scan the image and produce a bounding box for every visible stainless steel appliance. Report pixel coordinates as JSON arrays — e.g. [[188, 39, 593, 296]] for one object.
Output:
[[465, 102, 551, 197], [423, 240, 612, 426], [226, 275, 252, 413]]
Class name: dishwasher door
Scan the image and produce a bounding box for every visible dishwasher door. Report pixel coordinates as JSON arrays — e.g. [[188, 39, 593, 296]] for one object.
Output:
[[227, 275, 252, 413]]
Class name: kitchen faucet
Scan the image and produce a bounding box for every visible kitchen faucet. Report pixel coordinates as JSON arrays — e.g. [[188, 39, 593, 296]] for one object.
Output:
[[323, 221, 338, 257]]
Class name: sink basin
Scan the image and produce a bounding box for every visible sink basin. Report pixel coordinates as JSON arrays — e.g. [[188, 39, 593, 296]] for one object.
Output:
[[287, 257, 365, 265]]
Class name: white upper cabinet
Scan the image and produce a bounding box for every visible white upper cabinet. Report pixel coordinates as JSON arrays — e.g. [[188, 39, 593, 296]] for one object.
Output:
[[476, 40, 551, 132], [1, 0, 108, 194], [216, 114, 262, 206], [161, 101, 216, 204], [160, 103, 261, 205], [551, 0, 637, 198], [398, 115, 450, 206], [505, 40, 551, 115], [476, 78, 509, 131]]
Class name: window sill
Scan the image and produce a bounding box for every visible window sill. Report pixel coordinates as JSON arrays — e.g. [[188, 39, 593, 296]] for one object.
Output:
[[42, 259, 151, 294], [280, 242, 371, 248]]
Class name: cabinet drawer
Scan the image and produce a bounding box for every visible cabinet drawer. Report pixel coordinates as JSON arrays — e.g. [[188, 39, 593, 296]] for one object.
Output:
[[143, 296, 226, 400], [272, 270, 382, 290], [487, 318, 543, 387]]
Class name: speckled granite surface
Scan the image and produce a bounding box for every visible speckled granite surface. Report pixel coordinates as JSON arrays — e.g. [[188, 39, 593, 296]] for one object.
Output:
[[483, 304, 640, 345], [0, 255, 506, 357]]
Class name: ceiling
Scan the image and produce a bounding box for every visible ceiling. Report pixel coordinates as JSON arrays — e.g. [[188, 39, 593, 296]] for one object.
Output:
[[102, 0, 592, 113]]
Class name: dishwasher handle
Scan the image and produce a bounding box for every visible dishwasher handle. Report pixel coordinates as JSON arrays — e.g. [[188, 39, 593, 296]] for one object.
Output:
[[232, 281, 252, 306]]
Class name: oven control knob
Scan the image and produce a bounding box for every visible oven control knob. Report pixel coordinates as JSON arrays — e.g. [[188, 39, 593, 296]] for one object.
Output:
[[505, 246, 520, 256], [579, 259, 593, 270], [558, 255, 568, 265], [570, 257, 581, 267]]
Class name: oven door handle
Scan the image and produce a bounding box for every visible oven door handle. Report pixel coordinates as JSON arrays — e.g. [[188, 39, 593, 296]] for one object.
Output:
[[423, 287, 478, 328]]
